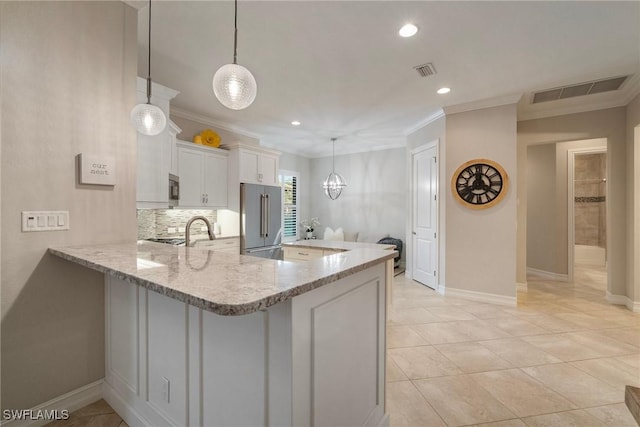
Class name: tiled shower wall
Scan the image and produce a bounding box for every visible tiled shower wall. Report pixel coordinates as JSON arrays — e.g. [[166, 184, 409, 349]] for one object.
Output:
[[137, 209, 218, 240], [574, 153, 606, 247]]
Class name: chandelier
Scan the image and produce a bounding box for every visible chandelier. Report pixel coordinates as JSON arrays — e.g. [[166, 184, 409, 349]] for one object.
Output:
[[323, 138, 347, 200]]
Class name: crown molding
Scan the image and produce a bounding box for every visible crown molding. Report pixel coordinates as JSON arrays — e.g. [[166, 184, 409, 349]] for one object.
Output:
[[403, 109, 445, 136], [517, 98, 629, 122], [170, 107, 263, 140], [443, 93, 523, 115]]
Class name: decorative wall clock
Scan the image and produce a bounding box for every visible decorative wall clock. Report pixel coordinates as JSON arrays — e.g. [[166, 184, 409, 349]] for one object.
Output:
[[451, 159, 508, 209]]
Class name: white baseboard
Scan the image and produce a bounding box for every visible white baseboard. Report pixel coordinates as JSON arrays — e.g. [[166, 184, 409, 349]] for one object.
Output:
[[442, 287, 517, 307], [516, 282, 528, 292], [606, 291, 640, 312], [0, 380, 103, 427], [102, 382, 150, 427], [526, 267, 569, 282]]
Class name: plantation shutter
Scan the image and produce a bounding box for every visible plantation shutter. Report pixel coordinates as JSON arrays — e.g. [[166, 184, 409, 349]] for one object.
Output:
[[282, 174, 297, 239]]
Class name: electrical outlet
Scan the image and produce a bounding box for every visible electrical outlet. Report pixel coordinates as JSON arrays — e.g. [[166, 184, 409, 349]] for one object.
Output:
[[161, 377, 170, 403], [167, 227, 176, 234], [178, 227, 185, 233]]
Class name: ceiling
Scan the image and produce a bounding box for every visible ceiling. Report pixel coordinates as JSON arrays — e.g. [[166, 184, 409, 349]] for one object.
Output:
[[135, 1, 640, 157]]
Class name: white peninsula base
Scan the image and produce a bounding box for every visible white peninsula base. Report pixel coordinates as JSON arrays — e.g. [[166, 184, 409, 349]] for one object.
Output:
[[104, 262, 389, 427]]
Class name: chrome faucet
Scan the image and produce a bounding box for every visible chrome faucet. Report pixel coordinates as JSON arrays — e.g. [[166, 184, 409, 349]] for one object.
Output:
[[185, 216, 216, 247]]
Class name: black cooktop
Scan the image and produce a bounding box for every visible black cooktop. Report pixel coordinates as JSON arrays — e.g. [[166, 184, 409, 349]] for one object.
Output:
[[146, 238, 186, 246]]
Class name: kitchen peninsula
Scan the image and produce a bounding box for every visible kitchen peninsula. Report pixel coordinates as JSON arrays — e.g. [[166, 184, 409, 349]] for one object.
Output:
[[49, 241, 395, 427]]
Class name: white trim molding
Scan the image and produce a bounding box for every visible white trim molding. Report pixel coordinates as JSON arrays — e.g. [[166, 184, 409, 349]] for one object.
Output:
[[606, 292, 640, 312], [0, 380, 103, 427], [171, 107, 263, 140], [526, 267, 569, 282], [443, 287, 517, 307], [403, 109, 445, 135], [443, 93, 522, 115]]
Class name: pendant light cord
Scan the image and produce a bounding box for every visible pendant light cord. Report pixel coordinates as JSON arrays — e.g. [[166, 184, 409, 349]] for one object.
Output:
[[332, 138, 336, 173], [233, 0, 238, 64], [146, 0, 152, 104]]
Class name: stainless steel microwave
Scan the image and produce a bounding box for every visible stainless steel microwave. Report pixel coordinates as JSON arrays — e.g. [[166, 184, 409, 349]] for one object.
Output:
[[169, 173, 179, 207]]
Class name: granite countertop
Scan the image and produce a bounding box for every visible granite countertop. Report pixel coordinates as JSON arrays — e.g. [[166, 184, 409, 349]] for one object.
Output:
[[283, 239, 396, 251], [49, 241, 395, 316]]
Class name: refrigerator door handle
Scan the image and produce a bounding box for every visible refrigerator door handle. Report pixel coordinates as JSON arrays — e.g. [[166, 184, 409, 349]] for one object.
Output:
[[265, 194, 270, 237], [259, 193, 265, 237]]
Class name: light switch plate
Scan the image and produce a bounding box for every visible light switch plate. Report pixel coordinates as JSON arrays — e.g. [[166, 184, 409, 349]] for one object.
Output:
[[22, 211, 69, 232]]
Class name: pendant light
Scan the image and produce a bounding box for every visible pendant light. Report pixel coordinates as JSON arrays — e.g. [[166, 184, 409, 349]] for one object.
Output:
[[212, 0, 257, 110], [130, 0, 167, 136], [323, 138, 347, 200]]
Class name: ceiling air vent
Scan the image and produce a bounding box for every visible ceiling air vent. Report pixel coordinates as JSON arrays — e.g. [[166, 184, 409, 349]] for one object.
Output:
[[414, 63, 437, 78], [532, 75, 629, 104]]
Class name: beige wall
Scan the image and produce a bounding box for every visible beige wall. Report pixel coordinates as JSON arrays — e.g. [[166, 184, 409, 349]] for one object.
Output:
[[526, 144, 557, 272], [309, 148, 407, 251], [1, 1, 138, 410], [626, 93, 640, 302], [518, 107, 628, 297], [445, 104, 518, 299], [406, 116, 446, 287]]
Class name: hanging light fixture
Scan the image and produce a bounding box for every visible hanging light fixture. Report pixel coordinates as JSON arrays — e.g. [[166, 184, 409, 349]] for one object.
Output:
[[212, 0, 257, 110], [130, 0, 167, 136], [323, 138, 347, 200]]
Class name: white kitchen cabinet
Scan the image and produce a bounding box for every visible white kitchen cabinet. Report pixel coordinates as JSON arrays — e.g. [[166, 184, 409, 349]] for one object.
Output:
[[283, 247, 324, 262], [177, 141, 228, 208], [238, 149, 279, 185], [104, 262, 388, 427], [223, 143, 279, 186], [135, 78, 180, 209]]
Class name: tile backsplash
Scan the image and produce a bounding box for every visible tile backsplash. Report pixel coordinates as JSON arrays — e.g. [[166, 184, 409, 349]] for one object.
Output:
[[137, 209, 218, 240]]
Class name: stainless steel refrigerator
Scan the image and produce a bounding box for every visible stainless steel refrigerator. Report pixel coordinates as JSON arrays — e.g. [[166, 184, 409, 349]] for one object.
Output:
[[240, 183, 283, 260]]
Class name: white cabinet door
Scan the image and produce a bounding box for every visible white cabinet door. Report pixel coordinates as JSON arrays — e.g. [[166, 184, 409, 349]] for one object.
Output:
[[178, 147, 204, 207], [260, 153, 279, 186], [239, 149, 260, 183], [204, 152, 228, 208], [178, 142, 229, 208], [137, 132, 170, 205]]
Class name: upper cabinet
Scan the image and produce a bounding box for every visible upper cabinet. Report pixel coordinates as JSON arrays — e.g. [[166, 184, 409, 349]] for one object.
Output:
[[135, 78, 180, 209], [177, 141, 228, 209], [227, 143, 280, 186]]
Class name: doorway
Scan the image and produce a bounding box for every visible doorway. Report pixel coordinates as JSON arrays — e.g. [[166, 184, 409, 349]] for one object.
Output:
[[568, 145, 608, 292], [410, 141, 438, 289]]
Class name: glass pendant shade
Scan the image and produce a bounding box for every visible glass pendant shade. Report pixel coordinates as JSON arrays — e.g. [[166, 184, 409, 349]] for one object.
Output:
[[213, 63, 257, 110], [130, 102, 166, 136], [130, 0, 166, 136], [323, 172, 347, 200]]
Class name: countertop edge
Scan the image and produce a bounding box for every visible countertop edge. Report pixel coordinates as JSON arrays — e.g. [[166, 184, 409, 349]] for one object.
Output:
[[48, 246, 395, 316]]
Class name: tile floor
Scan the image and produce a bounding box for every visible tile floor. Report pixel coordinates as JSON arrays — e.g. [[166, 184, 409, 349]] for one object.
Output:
[[387, 264, 640, 426], [44, 399, 126, 427], [50, 264, 639, 427]]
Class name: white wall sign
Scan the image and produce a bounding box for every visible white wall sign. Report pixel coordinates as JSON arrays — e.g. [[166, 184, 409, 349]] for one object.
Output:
[[78, 153, 116, 186]]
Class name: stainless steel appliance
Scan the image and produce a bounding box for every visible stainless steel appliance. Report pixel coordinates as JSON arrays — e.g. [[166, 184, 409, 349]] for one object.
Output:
[[169, 173, 179, 207], [240, 183, 283, 260]]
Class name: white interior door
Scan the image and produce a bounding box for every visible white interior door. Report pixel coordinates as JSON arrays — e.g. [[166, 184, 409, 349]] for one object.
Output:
[[412, 145, 438, 288]]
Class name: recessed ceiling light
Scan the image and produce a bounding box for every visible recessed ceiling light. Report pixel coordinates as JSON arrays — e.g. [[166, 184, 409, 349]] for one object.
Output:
[[291, 121, 301, 126], [437, 87, 451, 94], [399, 24, 418, 38]]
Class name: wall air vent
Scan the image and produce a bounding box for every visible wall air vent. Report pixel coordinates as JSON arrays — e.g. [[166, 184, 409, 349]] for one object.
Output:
[[414, 63, 437, 78], [532, 75, 629, 104]]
